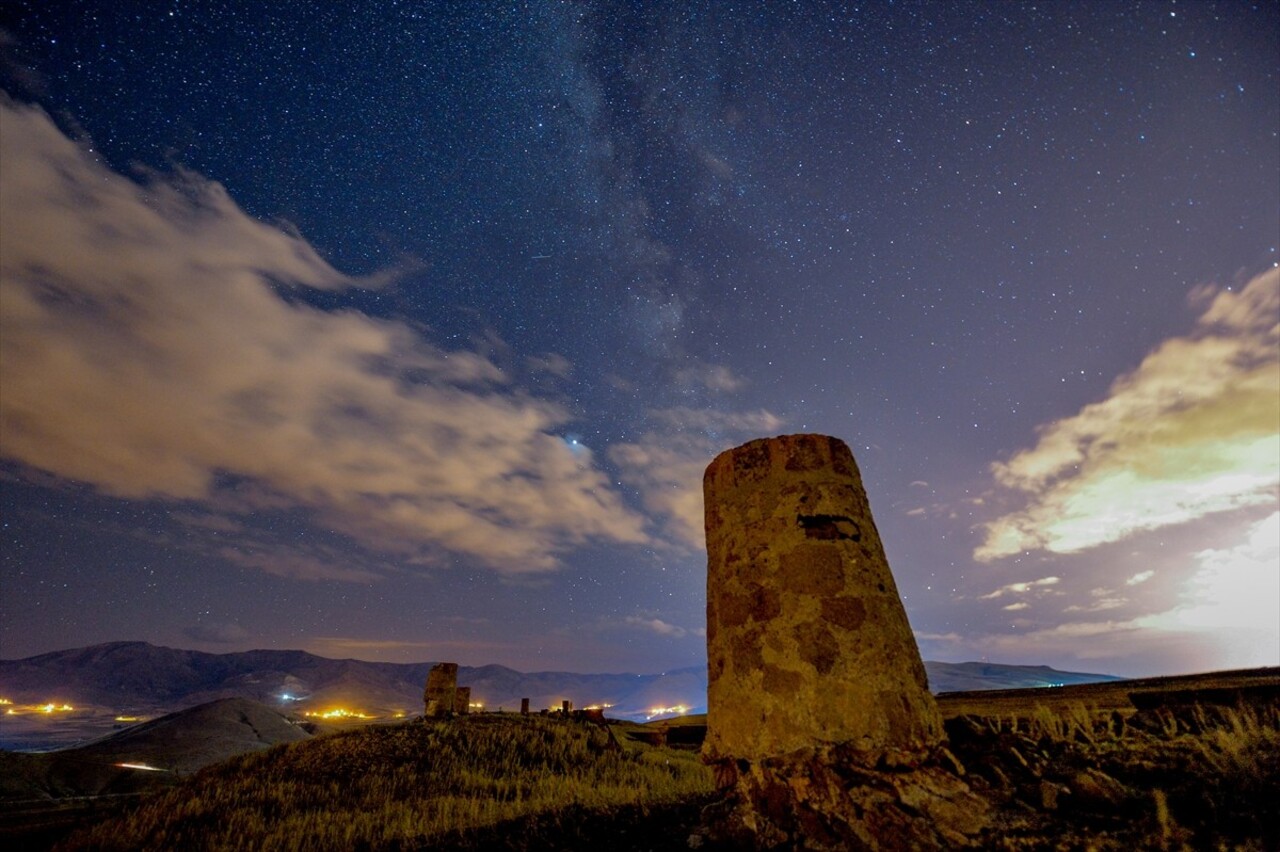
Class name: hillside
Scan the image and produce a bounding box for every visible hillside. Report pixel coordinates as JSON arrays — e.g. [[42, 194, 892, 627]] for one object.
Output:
[[58, 714, 715, 851], [0, 697, 309, 803], [39, 681, 1280, 852]]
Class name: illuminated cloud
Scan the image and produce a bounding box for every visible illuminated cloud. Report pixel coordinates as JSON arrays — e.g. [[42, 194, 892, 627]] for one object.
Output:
[[0, 99, 648, 573], [1136, 511, 1279, 665], [609, 407, 783, 549], [306, 636, 519, 663], [624, 616, 690, 638], [977, 268, 1280, 561], [978, 575, 1061, 599], [926, 513, 1278, 673]]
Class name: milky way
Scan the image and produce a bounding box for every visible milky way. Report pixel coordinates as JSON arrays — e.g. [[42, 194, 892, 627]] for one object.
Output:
[[1, 1, 1276, 676]]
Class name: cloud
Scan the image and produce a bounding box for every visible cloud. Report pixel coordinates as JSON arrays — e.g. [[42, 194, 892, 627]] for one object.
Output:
[[923, 513, 1278, 673], [674, 362, 746, 393], [0, 98, 648, 573], [977, 268, 1280, 561], [310, 637, 433, 652], [978, 576, 1061, 599], [624, 616, 689, 638], [618, 614, 705, 639], [307, 636, 521, 663], [216, 545, 384, 583], [526, 352, 573, 378], [609, 407, 783, 549], [1137, 511, 1279, 655]]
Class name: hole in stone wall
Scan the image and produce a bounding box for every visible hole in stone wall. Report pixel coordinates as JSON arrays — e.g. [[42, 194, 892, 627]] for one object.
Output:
[[796, 514, 861, 541]]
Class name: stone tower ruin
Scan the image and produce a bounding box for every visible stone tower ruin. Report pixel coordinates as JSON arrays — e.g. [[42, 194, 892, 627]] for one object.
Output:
[[700, 434, 987, 849], [423, 662, 458, 718]]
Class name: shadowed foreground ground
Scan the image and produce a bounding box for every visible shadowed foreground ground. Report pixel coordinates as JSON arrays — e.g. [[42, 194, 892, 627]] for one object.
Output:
[[3, 671, 1276, 851]]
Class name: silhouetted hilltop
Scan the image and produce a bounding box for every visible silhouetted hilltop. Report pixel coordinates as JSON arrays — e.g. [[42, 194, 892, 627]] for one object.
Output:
[[1, 642, 1121, 733], [925, 661, 1124, 692]]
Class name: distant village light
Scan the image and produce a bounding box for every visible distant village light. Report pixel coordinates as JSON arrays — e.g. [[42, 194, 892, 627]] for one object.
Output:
[[644, 704, 689, 721], [5, 701, 78, 715], [303, 708, 373, 720]]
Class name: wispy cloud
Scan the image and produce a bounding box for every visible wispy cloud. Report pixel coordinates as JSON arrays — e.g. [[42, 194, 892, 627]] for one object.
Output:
[[215, 545, 384, 583], [620, 615, 704, 639], [977, 269, 1280, 561], [624, 616, 689, 637], [0, 99, 648, 573], [609, 407, 783, 549], [979, 576, 1061, 599], [310, 637, 433, 652], [674, 361, 746, 393]]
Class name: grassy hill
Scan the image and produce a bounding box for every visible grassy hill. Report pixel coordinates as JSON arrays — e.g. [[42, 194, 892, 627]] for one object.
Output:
[[43, 670, 1279, 852], [58, 714, 714, 851], [0, 698, 310, 803]]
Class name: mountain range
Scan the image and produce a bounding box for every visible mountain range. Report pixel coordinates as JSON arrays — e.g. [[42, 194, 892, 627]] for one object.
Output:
[[0, 641, 1123, 749]]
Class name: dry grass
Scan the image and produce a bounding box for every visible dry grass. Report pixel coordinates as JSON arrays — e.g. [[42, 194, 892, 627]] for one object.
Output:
[[57, 715, 713, 852], [50, 683, 1279, 850], [949, 699, 1279, 850]]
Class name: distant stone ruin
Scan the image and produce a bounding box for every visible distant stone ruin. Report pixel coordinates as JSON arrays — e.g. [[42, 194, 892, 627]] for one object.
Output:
[[423, 662, 457, 718], [700, 434, 988, 849], [454, 686, 472, 715]]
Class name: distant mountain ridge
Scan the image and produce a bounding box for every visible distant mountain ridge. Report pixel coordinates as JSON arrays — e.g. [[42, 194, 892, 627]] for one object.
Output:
[[0, 642, 1123, 728], [0, 641, 708, 726]]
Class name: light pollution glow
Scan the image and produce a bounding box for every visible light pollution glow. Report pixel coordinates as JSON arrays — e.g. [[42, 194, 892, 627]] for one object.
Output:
[[977, 270, 1279, 562]]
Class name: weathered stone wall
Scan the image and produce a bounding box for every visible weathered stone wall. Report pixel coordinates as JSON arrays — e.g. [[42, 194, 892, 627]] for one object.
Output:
[[704, 433, 942, 763], [424, 662, 458, 718], [454, 686, 472, 715], [700, 434, 987, 849]]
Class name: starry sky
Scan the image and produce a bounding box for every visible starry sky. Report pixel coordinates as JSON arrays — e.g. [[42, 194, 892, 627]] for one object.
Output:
[[1, 1, 1277, 678]]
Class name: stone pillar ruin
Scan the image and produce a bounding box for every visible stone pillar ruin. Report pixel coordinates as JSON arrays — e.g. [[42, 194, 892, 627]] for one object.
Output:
[[521, 698, 530, 715], [423, 662, 458, 718], [454, 686, 472, 715], [700, 434, 987, 849], [561, 699, 572, 714]]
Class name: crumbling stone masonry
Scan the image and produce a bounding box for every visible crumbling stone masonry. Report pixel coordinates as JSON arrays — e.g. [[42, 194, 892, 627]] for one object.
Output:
[[700, 434, 988, 850], [424, 662, 458, 718], [454, 686, 472, 715]]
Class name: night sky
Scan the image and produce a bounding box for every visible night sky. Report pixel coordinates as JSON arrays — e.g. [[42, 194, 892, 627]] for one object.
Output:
[[1, 1, 1276, 678]]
